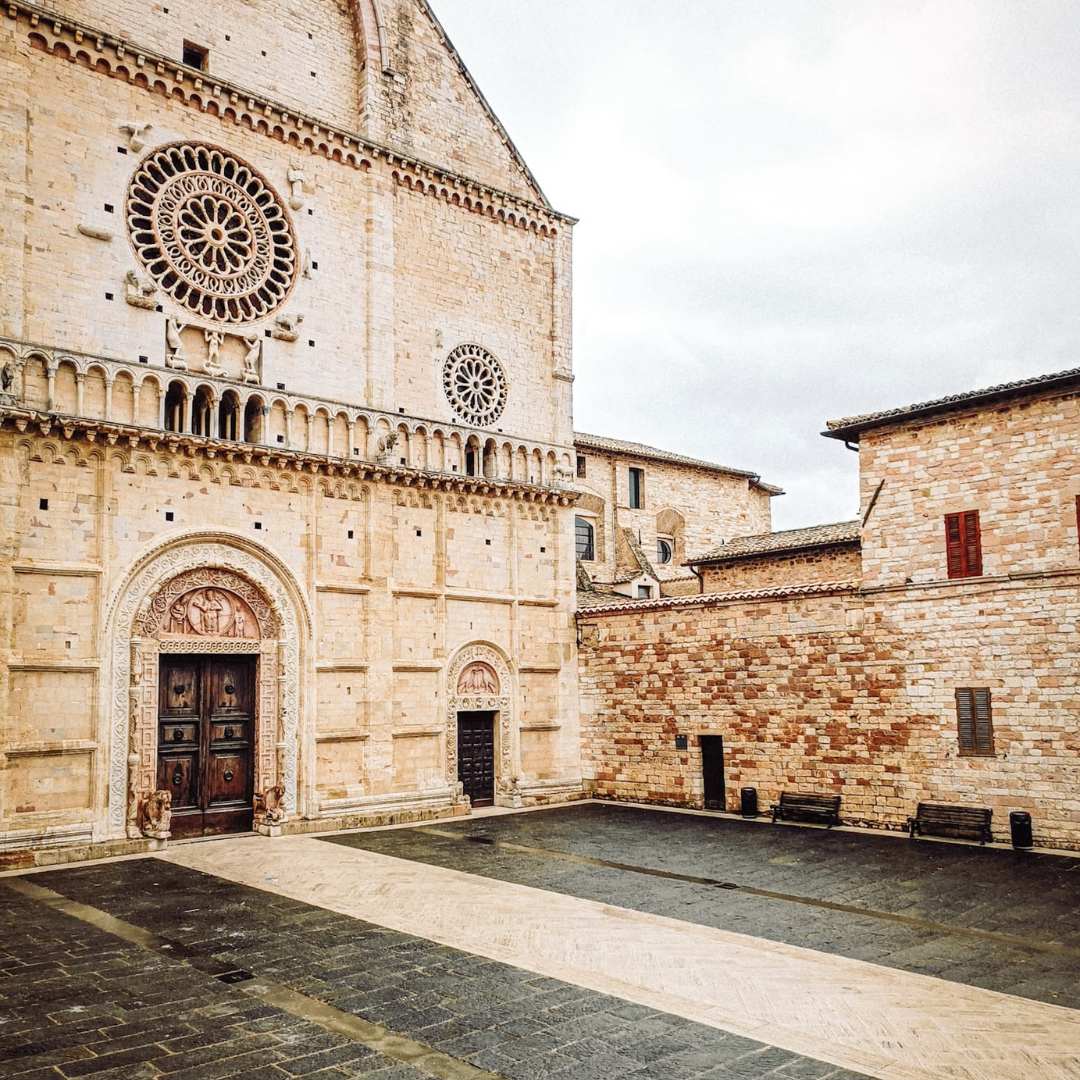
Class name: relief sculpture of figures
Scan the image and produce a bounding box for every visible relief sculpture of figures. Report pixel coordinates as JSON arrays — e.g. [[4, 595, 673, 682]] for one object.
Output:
[[203, 329, 225, 376], [457, 662, 499, 695], [165, 588, 257, 639], [165, 317, 187, 369], [242, 335, 261, 383]]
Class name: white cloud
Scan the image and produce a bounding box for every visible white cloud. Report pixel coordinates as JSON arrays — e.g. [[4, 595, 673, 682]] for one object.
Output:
[[435, 0, 1080, 528]]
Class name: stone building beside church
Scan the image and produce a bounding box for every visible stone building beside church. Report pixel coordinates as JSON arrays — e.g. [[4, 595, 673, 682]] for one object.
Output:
[[572, 433, 778, 601], [579, 368, 1080, 850], [0, 0, 583, 861]]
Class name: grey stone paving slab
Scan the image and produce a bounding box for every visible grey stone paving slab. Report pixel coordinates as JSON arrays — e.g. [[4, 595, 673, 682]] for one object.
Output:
[[322, 803, 1080, 1008], [13, 859, 869, 1080]]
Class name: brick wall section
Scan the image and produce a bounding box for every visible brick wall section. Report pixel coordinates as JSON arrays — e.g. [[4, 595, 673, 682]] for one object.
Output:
[[858, 391, 1080, 588], [701, 544, 862, 592], [579, 575, 1080, 849]]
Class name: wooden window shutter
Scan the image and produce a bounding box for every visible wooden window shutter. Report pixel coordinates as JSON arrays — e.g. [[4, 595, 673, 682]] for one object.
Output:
[[956, 687, 993, 756], [972, 688, 994, 755], [945, 511, 982, 578]]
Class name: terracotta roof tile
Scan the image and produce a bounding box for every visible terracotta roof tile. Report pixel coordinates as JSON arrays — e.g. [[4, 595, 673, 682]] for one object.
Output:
[[824, 367, 1080, 439], [573, 432, 783, 493], [690, 520, 860, 564], [577, 579, 859, 617]]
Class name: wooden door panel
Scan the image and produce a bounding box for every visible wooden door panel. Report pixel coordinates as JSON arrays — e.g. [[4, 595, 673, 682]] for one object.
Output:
[[207, 750, 251, 806], [161, 661, 199, 715], [458, 713, 495, 807], [158, 654, 255, 837], [158, 752, 198, 809]]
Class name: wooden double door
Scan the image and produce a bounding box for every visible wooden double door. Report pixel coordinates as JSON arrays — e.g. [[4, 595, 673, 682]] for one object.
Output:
[[158, 655, 256, 838], [457, 711, 495, 808]]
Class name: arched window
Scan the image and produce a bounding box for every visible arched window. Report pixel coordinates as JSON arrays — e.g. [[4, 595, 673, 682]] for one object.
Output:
[[219, 391, 240, 441], [192, 387, 213, 437], [656, 537, 674, 565], [164, 381, 186, 433], [575, 517, 595, 561]]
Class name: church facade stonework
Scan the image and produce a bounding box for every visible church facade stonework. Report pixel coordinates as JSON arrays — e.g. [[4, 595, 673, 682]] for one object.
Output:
[[0, 0, 581, 862]]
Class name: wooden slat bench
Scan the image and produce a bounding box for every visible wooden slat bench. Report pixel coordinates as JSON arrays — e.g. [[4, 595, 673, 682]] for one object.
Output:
[[908, 802, 993, 845], [771, 792, 842, 828]]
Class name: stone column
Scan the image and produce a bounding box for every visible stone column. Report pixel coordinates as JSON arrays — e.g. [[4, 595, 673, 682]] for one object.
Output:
[[104, 377, 114, 421], [75, 372, 85, 416]]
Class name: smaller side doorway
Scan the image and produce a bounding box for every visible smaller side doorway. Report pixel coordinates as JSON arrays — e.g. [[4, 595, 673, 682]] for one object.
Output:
[[457, 711, 495, 808], [700, 735, 725, 811]]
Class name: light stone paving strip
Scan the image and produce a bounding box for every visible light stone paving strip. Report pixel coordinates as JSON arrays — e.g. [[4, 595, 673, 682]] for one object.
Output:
[[162, 834, 1080, 1080]]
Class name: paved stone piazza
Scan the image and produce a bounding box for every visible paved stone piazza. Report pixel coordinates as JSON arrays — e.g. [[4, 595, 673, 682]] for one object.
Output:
[[2, 804, 1079, 1080]]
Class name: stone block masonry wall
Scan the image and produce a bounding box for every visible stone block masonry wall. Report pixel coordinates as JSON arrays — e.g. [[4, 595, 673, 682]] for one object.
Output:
[[578, 575, 1080, 849], [575, 451, 772, 586], [701, 544, 861, 592], [858, 391, 1080, 588]]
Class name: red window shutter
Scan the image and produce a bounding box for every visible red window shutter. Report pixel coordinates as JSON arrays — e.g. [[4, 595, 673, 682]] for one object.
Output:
[[945, 511, 982, 578], [963, 510, 983, 576]]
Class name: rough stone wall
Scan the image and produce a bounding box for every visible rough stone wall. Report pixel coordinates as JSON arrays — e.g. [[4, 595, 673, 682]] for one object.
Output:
[[578, 578, 1080, 849], [574, 451, 772, 585], [27, 0, 542, 201], [0, 429, 581, 842], [858, 392, 1080, 588], [34, 0, 367, 132], [700, 544, 862, 592], [0, 23, 568, 444], [0, 0, 580, 855]]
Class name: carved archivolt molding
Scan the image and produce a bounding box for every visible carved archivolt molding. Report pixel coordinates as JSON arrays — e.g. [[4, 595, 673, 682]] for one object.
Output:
[[446, 643, 515, 797], [442, 344, 508, 429], [106, 535, 309, 837], [127, 143, 299, 323]]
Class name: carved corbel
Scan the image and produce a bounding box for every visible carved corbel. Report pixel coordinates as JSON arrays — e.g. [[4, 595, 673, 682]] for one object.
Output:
[[287, 165, 306, 211], [272, 312, 304, 342], [119, 122, 152, 152], [125, 269, 157, 310], [136, 790, 172, 840]]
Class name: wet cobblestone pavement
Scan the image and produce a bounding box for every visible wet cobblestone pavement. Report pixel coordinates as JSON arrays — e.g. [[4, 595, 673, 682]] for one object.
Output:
[[1, 853, 869, 1080], [323, 802, 1080, 1008]]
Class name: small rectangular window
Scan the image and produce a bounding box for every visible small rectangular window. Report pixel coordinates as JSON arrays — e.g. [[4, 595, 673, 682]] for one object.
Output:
[[945, 510, 982, 579], [182, 41, 209, 71], [955, 688, 994, 756], [629, 467, 644, 510], [575, 517, 595, 561], [576, 455, 587, 479], [636, 584, 653, 599]]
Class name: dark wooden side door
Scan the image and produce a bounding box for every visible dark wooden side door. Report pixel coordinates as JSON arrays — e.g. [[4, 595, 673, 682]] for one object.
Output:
[[158, 655, 255, 838], [457, 711, 495, 808], [701, 735, 725, 811]]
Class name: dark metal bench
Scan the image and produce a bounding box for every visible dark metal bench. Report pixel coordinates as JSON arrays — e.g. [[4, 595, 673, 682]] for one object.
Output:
[[908, 802, 993, 845], [771, 792, 842, 828]]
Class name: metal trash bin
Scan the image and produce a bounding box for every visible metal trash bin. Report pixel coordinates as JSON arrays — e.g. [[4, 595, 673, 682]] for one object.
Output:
[[1010, 811, 1033, 849], [740, 787, 759, 818]]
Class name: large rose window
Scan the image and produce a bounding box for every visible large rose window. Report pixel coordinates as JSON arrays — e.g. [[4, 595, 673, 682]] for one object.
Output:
[[442, 344, 509, 428], [126, 143, 298, 323]]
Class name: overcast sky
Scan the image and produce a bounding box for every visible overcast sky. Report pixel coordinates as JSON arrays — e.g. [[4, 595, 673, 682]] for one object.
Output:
[[435, 0, 1080, 528]]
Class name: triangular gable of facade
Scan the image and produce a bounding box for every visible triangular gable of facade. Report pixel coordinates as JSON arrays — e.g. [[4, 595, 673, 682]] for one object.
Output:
[[365, 0, 551, 205]]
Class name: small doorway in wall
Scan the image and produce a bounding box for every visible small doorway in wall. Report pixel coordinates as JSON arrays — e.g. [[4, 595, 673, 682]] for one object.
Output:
[[457, 711, 495, 807], [700, 735, 725, 811]]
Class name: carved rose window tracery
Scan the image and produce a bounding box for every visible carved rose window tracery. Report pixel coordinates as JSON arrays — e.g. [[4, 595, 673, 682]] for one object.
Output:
[[442, 344, 508, 428], [127, 143, 298, 323]]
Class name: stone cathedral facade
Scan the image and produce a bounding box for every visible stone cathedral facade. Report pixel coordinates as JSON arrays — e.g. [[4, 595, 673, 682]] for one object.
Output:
[[0, 0, 583, 856]]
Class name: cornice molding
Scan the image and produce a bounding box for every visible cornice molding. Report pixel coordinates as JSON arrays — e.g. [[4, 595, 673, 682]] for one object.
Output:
[[0, 406, 575, 507], [6, 1, 575, 234]]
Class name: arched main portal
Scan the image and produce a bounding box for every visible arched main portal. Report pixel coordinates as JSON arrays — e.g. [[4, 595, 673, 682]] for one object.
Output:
[[103, 534, 310, 842], [445, 643, 517, 808]]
